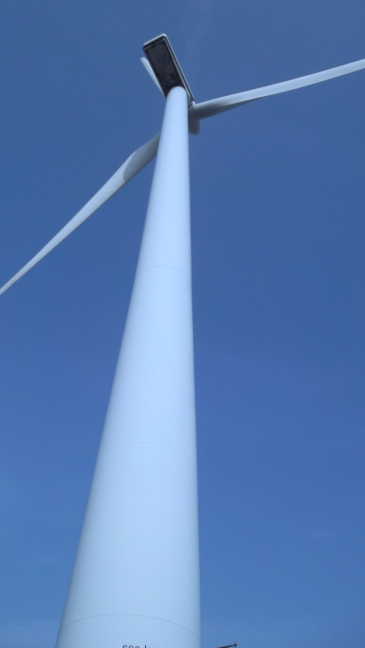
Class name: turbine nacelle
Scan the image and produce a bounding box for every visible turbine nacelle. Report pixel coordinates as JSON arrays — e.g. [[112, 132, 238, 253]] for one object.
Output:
[[143, 34, 194, 105], [142, 34, 201, 135]]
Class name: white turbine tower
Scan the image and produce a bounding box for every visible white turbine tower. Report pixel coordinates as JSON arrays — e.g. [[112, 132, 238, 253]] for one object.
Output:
[[1, 34, 365, 648]]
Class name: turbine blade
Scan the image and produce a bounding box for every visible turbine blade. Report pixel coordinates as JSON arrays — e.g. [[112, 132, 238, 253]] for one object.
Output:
[[140, 57, 164, 96], [192, 57, 365, 120], [0, 133, 160, 297]]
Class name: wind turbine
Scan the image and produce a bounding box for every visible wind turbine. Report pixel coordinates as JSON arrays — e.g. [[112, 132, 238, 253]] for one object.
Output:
[[1, 34, 365, 648]]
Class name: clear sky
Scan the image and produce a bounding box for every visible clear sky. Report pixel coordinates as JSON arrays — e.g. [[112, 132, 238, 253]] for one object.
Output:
[[0, 2, 365, 647]]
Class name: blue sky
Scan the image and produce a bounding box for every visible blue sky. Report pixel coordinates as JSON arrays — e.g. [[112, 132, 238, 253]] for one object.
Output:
[[1, 2, 365, 647]]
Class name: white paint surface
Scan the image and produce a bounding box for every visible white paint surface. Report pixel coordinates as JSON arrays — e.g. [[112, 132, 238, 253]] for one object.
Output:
[[56, 86, 201, 648]]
